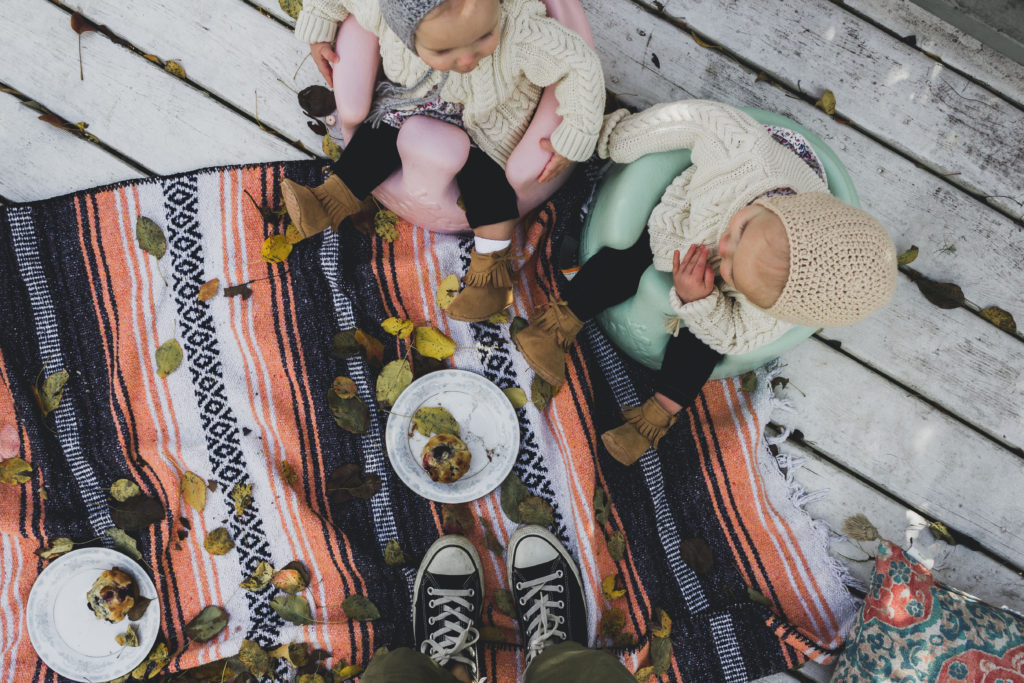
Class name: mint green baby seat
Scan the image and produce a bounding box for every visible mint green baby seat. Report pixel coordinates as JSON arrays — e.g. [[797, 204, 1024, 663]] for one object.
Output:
[[579, 107, 859, 380]]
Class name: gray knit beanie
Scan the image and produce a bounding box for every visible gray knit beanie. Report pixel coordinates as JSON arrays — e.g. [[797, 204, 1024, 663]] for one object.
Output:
[[379, 0, 449, 51]]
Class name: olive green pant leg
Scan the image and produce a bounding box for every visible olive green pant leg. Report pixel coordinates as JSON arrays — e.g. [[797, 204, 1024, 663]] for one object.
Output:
[[523, 641, 636, 683], [358, 647, 462, 683]]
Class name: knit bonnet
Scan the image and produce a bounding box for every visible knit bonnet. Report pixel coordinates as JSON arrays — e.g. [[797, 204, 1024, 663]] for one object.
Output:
[[755, 192, 898, 327], [379, 0, 449, 50]]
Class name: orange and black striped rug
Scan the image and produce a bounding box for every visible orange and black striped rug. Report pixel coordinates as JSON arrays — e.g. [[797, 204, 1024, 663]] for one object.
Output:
[[0, 161, 856, 681]]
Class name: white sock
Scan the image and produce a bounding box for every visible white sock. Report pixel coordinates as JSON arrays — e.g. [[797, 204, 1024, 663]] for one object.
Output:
[[473, 236, 511, 254]]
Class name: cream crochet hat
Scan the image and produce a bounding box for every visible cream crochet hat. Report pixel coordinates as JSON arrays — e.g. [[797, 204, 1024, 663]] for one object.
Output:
[[755, 192, 898, 327]]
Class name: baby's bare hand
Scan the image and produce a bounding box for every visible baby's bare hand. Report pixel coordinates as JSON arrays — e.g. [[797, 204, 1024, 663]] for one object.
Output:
[[537, 139, 571, 183], [311, 42, 340, 86], [673, 245, 715, 303]]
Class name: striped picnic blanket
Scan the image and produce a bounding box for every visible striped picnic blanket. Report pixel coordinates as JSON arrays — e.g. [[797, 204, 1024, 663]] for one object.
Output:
[[0, 160, 857, 682]]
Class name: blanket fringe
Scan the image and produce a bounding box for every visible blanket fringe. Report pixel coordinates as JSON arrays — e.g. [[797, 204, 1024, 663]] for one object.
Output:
[[763, 362, 867, 593]]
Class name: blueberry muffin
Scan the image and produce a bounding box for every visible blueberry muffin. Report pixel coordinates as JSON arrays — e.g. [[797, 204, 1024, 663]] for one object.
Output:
[[422, 433, 472, 484], [86, 568, 136, 623]]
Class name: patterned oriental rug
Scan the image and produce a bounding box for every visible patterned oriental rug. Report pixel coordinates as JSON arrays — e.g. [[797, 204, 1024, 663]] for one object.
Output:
[[0, 161, 857, 682]]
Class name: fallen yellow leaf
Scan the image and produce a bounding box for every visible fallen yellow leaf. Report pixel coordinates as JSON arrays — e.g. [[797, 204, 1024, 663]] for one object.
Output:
[[261, 235, 293, 264], [381, 317, 414, 339], [436, 274, 460, 310], [413, 326, 456, 361]]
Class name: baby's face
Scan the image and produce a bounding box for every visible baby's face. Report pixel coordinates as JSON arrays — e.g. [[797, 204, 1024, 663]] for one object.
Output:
[[718, 205, 790, 309], [415, 0, 502, 74]]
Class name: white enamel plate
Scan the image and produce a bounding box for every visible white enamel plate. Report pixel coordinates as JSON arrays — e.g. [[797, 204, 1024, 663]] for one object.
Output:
[[27, 547, 161, 682], [385, 369, 520, 503]]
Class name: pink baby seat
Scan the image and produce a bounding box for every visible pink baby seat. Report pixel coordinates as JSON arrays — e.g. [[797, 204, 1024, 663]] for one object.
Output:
[[330, 0, 596, 233]]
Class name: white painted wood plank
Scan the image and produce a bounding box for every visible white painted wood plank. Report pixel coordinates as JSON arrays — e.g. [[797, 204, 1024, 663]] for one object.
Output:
[[784, 440, 1024, 614], [582, 0, 1024, 445], [647, 0, 1024, 217], [845, 0, 1024, 108], [777, 337, 1024, 567], [583, 0, 1024, 325], [63, 0, 325, 156], [820, 276, 1024, 449], [0, 0, 304, 199], [0, 93, 142, 203]]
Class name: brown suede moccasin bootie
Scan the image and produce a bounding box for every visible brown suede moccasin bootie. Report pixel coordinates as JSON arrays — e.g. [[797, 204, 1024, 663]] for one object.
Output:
[[446, 247, 515, 322], [281, 175, 362, 240], [513, 300, 584, 387], [601, 396, 678, 466]]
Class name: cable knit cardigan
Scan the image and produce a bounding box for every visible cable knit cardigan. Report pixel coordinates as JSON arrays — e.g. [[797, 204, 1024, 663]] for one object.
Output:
[[597, 101, 829, 355], [294, 0, 605, 166]]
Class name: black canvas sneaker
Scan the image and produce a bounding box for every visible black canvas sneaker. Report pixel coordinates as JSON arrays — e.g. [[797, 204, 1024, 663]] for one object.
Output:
[[507, 525, 589, 665], [413, 535, 485, 680]]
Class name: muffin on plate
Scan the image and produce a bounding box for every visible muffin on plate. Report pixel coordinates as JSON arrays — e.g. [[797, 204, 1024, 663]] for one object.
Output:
[[86, 568, 136, 623], [422, 434, 472, 484]]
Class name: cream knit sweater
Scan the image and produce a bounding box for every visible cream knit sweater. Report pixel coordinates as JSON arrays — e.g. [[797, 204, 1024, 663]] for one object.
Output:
[[295, 0, 605, 165], [597, 101, 829, 355]]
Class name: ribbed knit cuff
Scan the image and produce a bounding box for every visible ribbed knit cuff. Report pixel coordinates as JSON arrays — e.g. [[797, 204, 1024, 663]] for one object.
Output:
[[294, 10, 341, 44], [668, 286, 717, 320], [597, 108, 630, 159], [549, 123, 599, 162]]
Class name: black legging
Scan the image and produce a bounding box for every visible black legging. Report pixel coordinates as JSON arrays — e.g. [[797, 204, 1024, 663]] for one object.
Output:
[[331, 123, 519, 229], [565, 231, 722, 409]]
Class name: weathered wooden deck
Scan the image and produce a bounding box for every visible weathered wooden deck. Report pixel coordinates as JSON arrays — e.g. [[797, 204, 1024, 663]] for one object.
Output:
[[2, 0, 1023, 680]]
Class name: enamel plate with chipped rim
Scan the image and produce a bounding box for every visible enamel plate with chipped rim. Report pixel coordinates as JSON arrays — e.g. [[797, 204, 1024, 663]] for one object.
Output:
[[27, 547, 161, 682], [385, 369, 520, 503]]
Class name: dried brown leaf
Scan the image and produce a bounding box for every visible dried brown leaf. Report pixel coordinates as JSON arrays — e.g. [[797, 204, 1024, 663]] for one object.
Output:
[[916, 277, 964, 309], [239, 639, 271, 677], [594, 487, 609, 526], [651, 635, 672, 675], [442, 502, 474, 534], [35, 537, 74, 560], [980, 306, 1017, 334], [0, 457, 32, 485], [298, 85, 336, 117], [501, 474, 529, 523], [598, 608, 625, 639], [342, 594, 381, 621], [240, 560, 274, 591], [112, 495, 164, 530], [329, 389, 370, 433], [197, 279, 220, 302], [739, 371, 757, 393], [679, 537, 714, 574], [518, 496, 553, 527], [530, 375, 559, 411], [223, 283, 254, 300], [185, 605, 229, 642], [607, 531, 626, 562]]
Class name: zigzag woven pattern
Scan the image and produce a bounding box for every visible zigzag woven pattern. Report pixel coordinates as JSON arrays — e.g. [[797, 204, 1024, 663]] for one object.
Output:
[[0, 160, 855, 681]]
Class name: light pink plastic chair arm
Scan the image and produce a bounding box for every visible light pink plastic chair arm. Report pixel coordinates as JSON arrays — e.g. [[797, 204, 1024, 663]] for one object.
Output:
[[332, 16, 381, 143]]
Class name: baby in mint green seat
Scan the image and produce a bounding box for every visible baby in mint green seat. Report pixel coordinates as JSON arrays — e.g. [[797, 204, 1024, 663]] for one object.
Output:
[[515, 100, 899, 465]]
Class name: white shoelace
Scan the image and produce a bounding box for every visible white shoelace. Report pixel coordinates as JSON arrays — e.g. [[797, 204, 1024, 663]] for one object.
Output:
[[420, 586, 483, 679], [516, 570, 567, 665]]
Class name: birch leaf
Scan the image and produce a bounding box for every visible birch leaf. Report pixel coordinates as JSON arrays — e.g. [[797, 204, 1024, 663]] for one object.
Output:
[[323, 134, 342, 162], [815, 89, 837, 115], [488, 311, 510, 324], [651, 635, 672, 675], [436, 274, 460, 310], [333, 376, 357, 399], [326, 465, 381, 505], [204, 527, 234, 555], [384, 539, 405, 566], [897, 245, 918, 266], [502, 387, 527, 410], [270, 594, 313, 624], [679, 537, 714, 574], [374, 209, 400, 243], [0, 457, 32, 485], [278, 0, 303, 19], [230, 483, 253, 516], [110, 478, 141, 502], [930, 521, 957, 545], [381, 317, 414, 340], [136, 217, 166, 259], [280, 460, 299, 486], [635, 666, 654, 682], [164, 61, 187, 79], [650, 608, 672, 638], [480, 518, 504, 556], [239, 639, 271, 677], [916, 277, 964, 309], [127, 596, 152, 621], [180, 471, 206, 512], [107, 528, 143, 561], [112, 495, 163, 530], [35, 537, 74, 560], [328, 389, 370, 433], [185, 605, 229, 642], [413, 326, 456, 361], [331, 329, 359, 358], [261, 235, 293, 263], [34, 370, 70, 417], [376, 359, 413, 408], [240, 560, 274, 591], [602, 573, 626, 601], [531, 375, 558, 411], [607, 531, 625, 562], [355, 329, 384, 370], [500, 474, 530, 523], [132, 641, 169, 679], [332, 663, 365, 681], [441, 502, 474, 534], [980, 306, 1017, 334], [594, 487, 609, 526], [598, 608, 625, 639], [739, 371, 757, 392], [412, 406, 460, 437], [495, 589, 516, 618], [197, 279, 219, 301], [155, 340, 183, 378], [518, 496, 553, 527], [224, 283, 253, 300], [273, 569, 307, 594], [342, 594, 381, 621], [509, 316, 528, 339]]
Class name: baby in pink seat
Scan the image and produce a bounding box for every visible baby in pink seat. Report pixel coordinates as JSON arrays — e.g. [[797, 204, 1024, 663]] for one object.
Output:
[[284, 0, 605, 322]]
